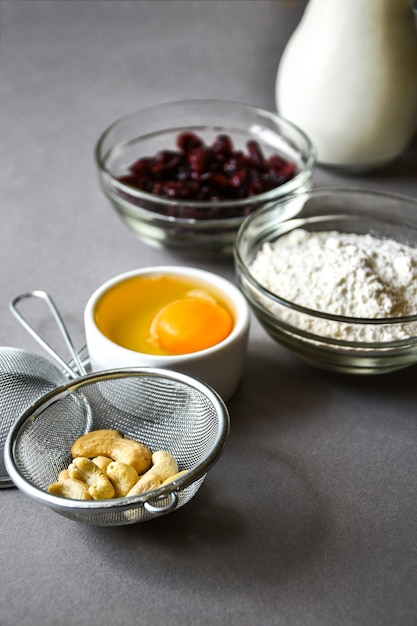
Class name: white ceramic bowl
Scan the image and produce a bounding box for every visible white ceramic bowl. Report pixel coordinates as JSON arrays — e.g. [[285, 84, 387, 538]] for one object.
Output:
[[84, 266, 250, 401]]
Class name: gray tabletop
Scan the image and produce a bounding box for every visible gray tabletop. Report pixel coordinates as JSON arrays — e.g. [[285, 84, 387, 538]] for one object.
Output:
[[1, 2, 417, 625]]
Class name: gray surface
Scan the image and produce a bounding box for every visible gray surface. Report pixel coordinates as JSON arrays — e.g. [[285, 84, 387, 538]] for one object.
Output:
[[1, 1, 417, 625]]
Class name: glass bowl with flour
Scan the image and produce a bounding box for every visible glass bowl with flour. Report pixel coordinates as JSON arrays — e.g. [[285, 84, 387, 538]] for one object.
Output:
[[234, 187, 417, 374]]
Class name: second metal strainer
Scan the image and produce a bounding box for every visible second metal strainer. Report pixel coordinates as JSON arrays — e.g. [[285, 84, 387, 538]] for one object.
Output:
[[0, 291, 87, 487], [4, 291, 230, 526], [0, 347, 69, 487]]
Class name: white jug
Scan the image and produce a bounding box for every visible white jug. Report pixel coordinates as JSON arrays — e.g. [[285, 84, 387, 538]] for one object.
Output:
[[276, 0, 417, 171]]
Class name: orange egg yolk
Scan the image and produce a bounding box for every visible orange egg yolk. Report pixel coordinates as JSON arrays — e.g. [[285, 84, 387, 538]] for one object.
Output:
[[150, 296, 234, 354]]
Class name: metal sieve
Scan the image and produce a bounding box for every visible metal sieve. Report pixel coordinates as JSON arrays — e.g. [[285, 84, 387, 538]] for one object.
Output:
[[4, 291, 230, 525], [5, 368, 229, 525]]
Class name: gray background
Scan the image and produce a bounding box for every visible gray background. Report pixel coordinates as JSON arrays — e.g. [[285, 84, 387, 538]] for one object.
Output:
[[1, 2, 417, 625]]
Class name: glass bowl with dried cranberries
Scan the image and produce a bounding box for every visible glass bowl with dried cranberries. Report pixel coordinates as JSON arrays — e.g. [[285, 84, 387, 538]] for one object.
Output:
[[95, 100, 316, 255]]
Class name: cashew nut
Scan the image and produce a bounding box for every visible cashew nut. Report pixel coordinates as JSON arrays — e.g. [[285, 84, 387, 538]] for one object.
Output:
[[92, 456, 113, 472], [68, 457, 115, 500], [48, 478, 92, 500], [160, 469, 189, 486], [126, 473, 163, 496], [57, 468, 70, 482], [71, 429, 152, 475], [49, 433, 184, 502], [106, 461, 139, 497], [127, 450, 178, 496]]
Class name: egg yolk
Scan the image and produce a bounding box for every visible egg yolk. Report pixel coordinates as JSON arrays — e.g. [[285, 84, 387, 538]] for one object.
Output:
[[150, 296, 233, 354]]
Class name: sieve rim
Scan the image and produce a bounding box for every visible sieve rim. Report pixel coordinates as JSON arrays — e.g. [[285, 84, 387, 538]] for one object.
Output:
[[4, 367, 230, 515]]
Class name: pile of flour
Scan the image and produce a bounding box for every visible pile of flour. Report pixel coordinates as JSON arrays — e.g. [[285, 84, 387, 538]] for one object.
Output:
[[249, 229, 417, 342]]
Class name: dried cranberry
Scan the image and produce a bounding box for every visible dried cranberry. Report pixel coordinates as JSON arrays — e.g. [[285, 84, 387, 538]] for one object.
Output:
[[129, 157, 153, 175], [247, 140, 267, 170], [212, 134, 234, 158], [187, 147, 207, 175], [176, 131, 204, 152], [207, 172, 234, 193], [160, 180, 200, 199], [231, 170, 248, 188], [150, 150, 184, 178], [116, 130, 297, 214]]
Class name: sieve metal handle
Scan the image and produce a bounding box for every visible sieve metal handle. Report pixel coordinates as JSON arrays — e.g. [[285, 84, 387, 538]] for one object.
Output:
[[10, 290, 86, 379], [144, 492, 178, 515]]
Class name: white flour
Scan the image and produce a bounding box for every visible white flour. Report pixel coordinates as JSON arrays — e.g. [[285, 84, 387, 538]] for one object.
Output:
[[250, 229, 417, 342]]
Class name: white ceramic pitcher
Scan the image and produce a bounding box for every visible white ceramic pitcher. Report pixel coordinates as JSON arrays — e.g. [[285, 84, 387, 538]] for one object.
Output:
[[276, 0, 417, 171]]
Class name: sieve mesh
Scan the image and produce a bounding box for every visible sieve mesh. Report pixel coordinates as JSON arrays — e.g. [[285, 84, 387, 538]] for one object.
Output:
[[6, 368, 229, 526], [0, 347, 68, 487]]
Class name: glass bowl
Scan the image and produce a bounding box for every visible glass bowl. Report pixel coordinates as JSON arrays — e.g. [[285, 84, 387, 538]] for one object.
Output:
[[94, 99, 316, 256], [234, 187, 417, 374]]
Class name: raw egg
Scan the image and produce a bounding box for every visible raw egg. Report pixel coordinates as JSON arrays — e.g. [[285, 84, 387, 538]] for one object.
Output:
[[94, 274, 235, 356], [150, 296, 233, 354]]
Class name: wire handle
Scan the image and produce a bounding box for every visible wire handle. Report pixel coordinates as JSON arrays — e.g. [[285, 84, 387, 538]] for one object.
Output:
[[144, 492, 178, 515], [10, 290, 86, 379]]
